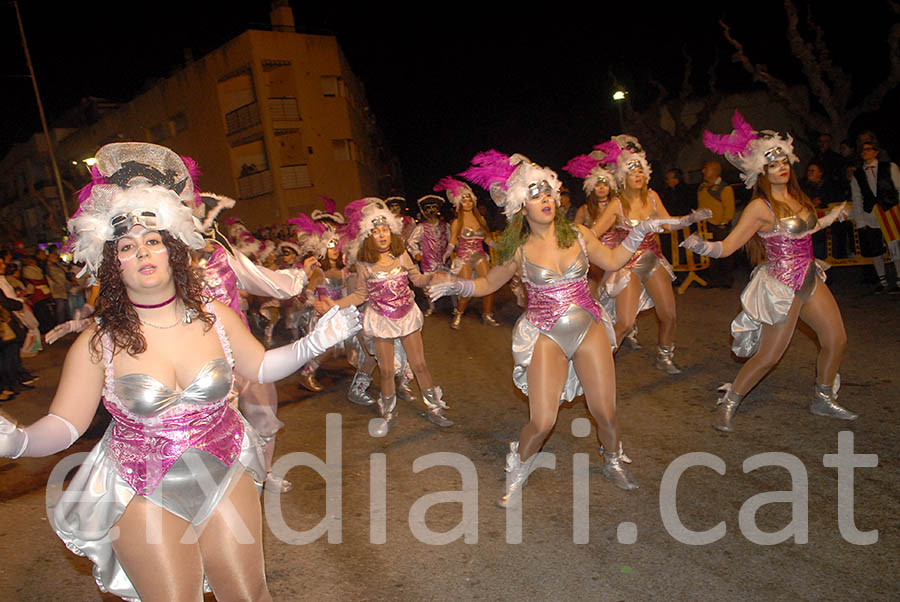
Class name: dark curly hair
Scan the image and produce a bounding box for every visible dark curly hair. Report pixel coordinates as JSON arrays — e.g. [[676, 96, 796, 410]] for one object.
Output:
[[90, 231, 215, 359]]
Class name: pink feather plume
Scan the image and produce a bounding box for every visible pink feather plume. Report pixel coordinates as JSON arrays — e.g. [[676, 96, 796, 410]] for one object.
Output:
[[180, 155, 203, 205], [340, 199, 369, 241], [433, 176, 465, 196], [287, 214, 325, 236], [592, 140, 622, 165], [562, 154, 600, 178], [317, 194, 337, 214], [71, 165, 109, 218], [458, 150, 515, 190], [703, 110, 757, 157]]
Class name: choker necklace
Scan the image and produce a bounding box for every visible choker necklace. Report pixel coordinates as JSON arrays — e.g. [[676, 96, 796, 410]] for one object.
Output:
[[131, 294, 176, 309]]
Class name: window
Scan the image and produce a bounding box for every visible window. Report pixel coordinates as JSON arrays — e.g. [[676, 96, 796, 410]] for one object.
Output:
[[332, 139, 356, 161], [269, 97, 300, 121], [321, 76, 342, 97], [281, 164, 312, 189]]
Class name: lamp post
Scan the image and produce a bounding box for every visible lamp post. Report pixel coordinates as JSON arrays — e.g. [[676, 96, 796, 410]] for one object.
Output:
[[612, 89, 627, 131]]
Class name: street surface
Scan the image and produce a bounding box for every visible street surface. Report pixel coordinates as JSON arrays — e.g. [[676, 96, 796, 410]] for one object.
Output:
[[1, 267, 897, 601]]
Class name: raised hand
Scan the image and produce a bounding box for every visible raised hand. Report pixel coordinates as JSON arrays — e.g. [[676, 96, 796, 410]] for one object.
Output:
[[680, 233, 723, 258]]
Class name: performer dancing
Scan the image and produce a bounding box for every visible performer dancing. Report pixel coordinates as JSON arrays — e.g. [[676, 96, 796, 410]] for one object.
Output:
[[682, 112, 855, 431], [407, 194, 452, 316], [0, 142, 359, 601], [434, 177, 498, 328], [590, 136, 709, 373], [431, 151, 676, 505], [318, 198, 453, 434]]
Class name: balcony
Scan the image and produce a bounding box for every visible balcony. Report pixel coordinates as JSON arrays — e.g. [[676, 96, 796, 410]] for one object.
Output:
[[225, 102, 261, 135], [269, 97, 301, 122], [237, 169, 274, 199]]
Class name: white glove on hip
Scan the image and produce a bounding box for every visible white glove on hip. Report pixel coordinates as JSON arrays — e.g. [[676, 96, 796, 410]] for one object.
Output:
[[257, 305, 361, 383]]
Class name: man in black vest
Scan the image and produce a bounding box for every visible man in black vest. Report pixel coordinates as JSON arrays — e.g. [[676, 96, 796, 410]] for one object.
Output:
[[850, 141, 900, 293]]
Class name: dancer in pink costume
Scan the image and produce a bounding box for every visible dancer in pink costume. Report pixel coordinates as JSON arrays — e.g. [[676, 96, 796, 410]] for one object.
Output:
[[317, 198, 453, 434], [0, 142, 359, 601], [430, 151, 676, 506], [681, 111, 856, 431], [588, 136, 710, 373], [435, 176, 499, 328]]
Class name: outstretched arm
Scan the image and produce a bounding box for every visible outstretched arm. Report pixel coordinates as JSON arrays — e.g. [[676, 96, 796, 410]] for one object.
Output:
[[680, 198, 773, 258], [1, 327, 104, 458], [429, 258, 518, 300], [589, 200, 619, 238]]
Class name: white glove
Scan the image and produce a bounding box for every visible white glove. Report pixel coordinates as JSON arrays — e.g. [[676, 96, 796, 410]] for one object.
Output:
[[680, 233, 723, 258], [0, 413, 79, 459], [621, 218, 681, 253], [45, 317, 92, 345], [428, 278, 475, 302], [674, 208, 713, 228], [441, 244, 455, 264], [257, 305, 361, 383], [817, 202, 848, 230]]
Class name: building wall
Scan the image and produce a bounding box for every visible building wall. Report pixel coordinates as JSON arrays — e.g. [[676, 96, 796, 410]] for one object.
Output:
[[0, 27, 397, 237]]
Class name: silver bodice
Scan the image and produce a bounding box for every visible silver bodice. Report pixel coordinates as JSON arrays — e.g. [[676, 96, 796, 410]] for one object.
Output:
[[773, 211, 817, 235], [523, 248, 590, 283], [460, 226, 486, 238], [114, 358, 232, 416]]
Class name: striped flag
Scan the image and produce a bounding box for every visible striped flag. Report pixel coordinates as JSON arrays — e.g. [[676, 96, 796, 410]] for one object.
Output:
[[874, 204, 900, 242]]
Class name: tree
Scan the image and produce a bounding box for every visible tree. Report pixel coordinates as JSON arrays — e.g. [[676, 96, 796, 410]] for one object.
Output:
[[720, 0, 900, 142], [612, 49, 722, 173]]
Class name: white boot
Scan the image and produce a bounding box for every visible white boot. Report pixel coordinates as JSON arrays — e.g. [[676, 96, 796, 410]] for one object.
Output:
[[499, 441, 537, 508], [809, 376, 857, 420], [601, 442, 639, 491], [422, 386, 453, 427]]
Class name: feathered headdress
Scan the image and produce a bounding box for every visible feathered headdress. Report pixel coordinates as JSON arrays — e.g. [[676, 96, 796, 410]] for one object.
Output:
[[417, 194, 444, 212], [311, 195, 346, 224], [66, 143, 207, 282], [563, 152, 619, 196], [433, 176, 475, 209], [341, 197, 403, 263], [234, 229, 275, 262], [460, 151, 561, 218], [595, 135, 651, 186], [67, 184, 205, 282], [703, 110, 798, 188], [289, 213, 341, 259], [276, 240, 302, 259], [192, 193, 237, 233]]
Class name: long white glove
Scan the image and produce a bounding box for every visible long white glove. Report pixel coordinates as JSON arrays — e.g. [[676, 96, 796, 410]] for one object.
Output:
[[680, 233, 723, 258], [817, 202, 848, 230], [428, 277, 475, 302], [441, 243, 455, 264], [0, 413, 80, 459], [621, 218, 681, 253], [257, 305, 361, 383], [673, 208, 713, 228]]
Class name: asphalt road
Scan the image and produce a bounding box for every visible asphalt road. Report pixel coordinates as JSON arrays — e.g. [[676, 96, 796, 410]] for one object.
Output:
[[1, 267, 897, 601]]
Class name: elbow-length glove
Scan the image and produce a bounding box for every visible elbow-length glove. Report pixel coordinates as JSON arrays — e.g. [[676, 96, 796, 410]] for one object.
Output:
[[621, 218, 681, 253], [257, 305, 361, 383], [680, 234, 723, 258], [673, 208, 713, 228], [0, 413, 80, 459], [441, 243, 455, 264], [428, 277, 475, 302]]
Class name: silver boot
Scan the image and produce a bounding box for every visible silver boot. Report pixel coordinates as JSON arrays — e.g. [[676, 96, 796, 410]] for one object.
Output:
[[422, 386, 453, 427], [809, 381, 857, 421], [371, 394, 397, 437], [423, 299, 435, 317], [622, 324, 641, 350], [499, 441, 537, 508], [396, 374, 417, 403], [601, 442, 639, 491], [347, 371, 376, 406], [482, 313, 500, 327], [713, 387, 744, 432], [655, 344, 683, 374], [450, 308, 463, 330], [297, 364, 324, 391]]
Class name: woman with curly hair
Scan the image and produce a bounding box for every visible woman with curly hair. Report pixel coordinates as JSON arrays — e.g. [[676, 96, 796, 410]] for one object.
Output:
[[431, 152, 676, 506], [682, 112, 856, 431], [0, 143, 359, 601]]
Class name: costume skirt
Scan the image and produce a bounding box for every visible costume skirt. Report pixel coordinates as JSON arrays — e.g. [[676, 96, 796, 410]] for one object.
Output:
[[362, 303, 424, 339], [48, 416, 266, 601]]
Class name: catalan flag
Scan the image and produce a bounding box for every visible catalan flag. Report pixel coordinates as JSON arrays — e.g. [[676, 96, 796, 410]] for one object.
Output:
[[874, 204, 900, 243]]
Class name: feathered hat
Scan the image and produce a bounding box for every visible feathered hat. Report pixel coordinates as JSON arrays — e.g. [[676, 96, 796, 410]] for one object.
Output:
[[311, 195, 346, 225], [341, 197, 403, 262], [66, 143, 206, 281], [276, 240, 302, 258], [562, 152, 619, 196], [703, 110, 798, 189], [233, 227, 275, 262], [433, 176, 475, 210], [384, 195, 406, 209], [459, 150, 561, 218], [594, 135, 651, 187], [417, 194, 443, 212], [288, 213, 342, 259]]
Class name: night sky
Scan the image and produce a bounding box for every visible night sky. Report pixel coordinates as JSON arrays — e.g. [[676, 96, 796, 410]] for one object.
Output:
[[3, 1, 897, 199]]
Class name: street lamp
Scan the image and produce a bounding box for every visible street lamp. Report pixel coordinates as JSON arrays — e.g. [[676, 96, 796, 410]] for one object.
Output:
[[612, 89, 627, 131]]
